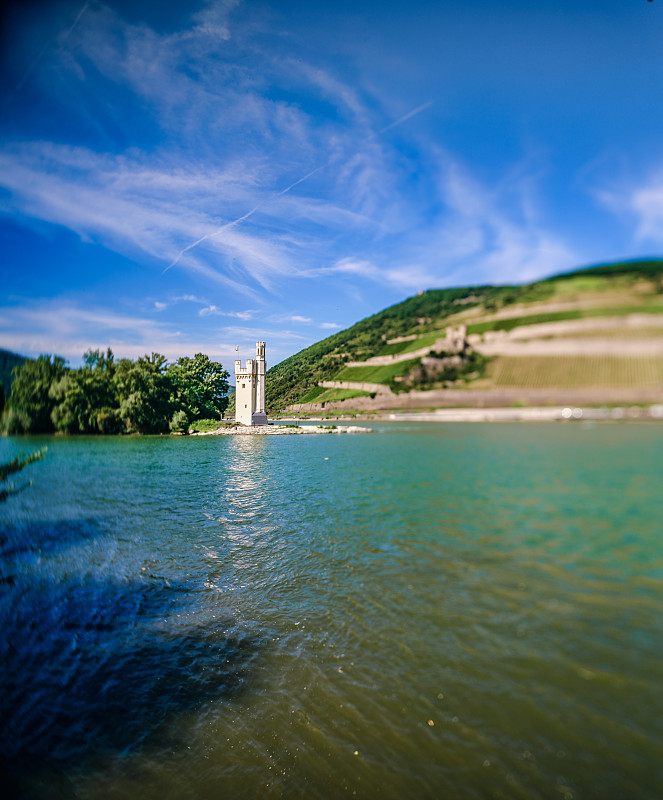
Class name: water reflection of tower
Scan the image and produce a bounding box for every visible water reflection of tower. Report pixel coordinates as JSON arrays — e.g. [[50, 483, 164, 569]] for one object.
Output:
[[234, 341, 268, 426]]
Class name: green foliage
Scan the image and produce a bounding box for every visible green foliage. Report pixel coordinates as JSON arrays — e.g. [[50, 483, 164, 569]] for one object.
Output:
[[49, 350, 119, 433], [334, 358, 421, 387], [95, 407, 123, 435], [265, 258, 663, 410], [548, 258, 663, 283], [315, 388, 372, 403], [0, 447, 46, 503], [402, 349, 489, 391], [375, 332, 445, 357], [2, 407, 31, 435], [170, 409, 190, 434], [2, 347, 230, 436], [0, 348, 26, 404], [264, 283, 549, 409], [189, 418, 228, 433], [167, 353, 229, 421], [299, 385, 327, 403], [113, 353, 175, 434], [5, 355, 66, 433]]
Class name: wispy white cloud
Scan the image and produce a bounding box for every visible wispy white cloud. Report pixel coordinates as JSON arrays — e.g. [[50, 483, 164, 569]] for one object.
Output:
[[0, 295, 317, 370], [421, 152, 578, 285], [199, 306, 220, 317], [3, 4, 452, 309], [632, 184, 663, 246], [597, 170, 663, 248], [0, 299, 237, 363], [320, 257, 438, 292], [0, 143, 307, 294], [2, 0, 596, 372], [219, 325, 309, 343], [289, 60, 367, 121], [199, 306, 255, 320], [325, 258, 380, 279], [190, 0, 240, 40]]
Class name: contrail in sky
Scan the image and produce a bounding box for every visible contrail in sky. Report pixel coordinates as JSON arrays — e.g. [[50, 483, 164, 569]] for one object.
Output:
[[376, 101, 435, 136], [163, 163, 329, 272], [14, 1, 90, 93], [165, 100, 434, 272]]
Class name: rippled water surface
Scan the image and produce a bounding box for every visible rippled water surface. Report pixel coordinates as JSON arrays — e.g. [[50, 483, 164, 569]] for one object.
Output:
[[1, 423, 662, 799]]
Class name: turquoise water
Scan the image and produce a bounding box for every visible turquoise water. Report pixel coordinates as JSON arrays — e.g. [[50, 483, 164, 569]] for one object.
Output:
[[1, 423, 662, 799]]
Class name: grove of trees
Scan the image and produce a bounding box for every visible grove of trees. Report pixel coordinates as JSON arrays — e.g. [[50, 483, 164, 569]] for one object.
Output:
[[2, 349, 229, 435]]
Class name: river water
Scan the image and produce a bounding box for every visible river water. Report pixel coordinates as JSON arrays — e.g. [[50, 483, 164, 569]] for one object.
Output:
[[1, 422, 661, 799]]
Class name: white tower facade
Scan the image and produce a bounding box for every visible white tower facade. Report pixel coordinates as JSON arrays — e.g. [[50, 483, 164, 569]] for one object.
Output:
[[235, 341, 268, 426]]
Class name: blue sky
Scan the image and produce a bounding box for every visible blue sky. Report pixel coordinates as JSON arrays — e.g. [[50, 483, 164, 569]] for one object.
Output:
[[1, 0, 663, 374]]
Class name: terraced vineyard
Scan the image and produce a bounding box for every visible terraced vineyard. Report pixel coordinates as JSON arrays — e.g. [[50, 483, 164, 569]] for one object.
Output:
[[490, 356, 663, 388], [466, 304, 663, 336], [333, 358, 421, 385], [266, 259, 663, 411], [299, 386, 372, 403], [376, 332, 445, 356]]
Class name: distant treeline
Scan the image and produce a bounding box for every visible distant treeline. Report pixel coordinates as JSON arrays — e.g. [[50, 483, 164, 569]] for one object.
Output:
[[2, 349, 229, 435]]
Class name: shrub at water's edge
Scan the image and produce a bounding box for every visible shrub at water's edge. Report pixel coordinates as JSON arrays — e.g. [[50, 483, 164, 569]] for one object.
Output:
[[1, 350, 230, 436], [189, 419, 239, 433]]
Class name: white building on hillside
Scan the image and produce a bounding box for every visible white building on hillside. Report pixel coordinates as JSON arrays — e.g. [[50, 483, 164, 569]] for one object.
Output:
[[235, 341, 268, 426]]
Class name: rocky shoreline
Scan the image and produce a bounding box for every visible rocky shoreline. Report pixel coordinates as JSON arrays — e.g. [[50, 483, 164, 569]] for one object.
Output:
[[192, 424, 372, 436]]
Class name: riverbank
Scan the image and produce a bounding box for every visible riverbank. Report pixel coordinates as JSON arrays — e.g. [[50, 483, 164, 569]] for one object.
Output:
[[274, 403, 663, 424], [192, 424, 372, 436]]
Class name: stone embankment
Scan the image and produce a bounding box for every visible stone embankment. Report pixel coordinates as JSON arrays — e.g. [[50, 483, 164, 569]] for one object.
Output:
[[471, 315, 663, 356], [288, 386, 663, 414], [344, 338, 446, 367], [475, 338, 663, 356], [384, 405, 663, 422], [318, 380, 392, 395]]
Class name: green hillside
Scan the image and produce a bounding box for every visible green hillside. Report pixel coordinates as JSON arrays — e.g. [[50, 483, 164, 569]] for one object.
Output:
[[265, 259, 663, 411]]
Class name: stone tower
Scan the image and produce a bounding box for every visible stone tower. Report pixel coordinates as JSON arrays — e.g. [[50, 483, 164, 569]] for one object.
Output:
[[234, 341, 268, 426]]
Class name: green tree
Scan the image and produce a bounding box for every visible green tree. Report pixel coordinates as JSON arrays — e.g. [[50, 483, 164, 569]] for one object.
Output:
[[50, 348, 120, 434], [113, 353, 175, 434], [5, 356, 66, 433], [167, 353, 229, 423]]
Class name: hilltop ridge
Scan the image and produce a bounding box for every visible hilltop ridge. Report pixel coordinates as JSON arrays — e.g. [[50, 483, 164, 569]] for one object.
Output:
[[265, 259, 663, 413]]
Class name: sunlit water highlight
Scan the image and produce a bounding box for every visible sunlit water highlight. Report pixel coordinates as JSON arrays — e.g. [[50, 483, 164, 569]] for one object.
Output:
[[1, 423, 662, 799]]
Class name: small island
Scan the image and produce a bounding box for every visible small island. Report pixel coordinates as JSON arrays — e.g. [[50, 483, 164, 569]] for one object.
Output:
[[194, 423, 370, 436]]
